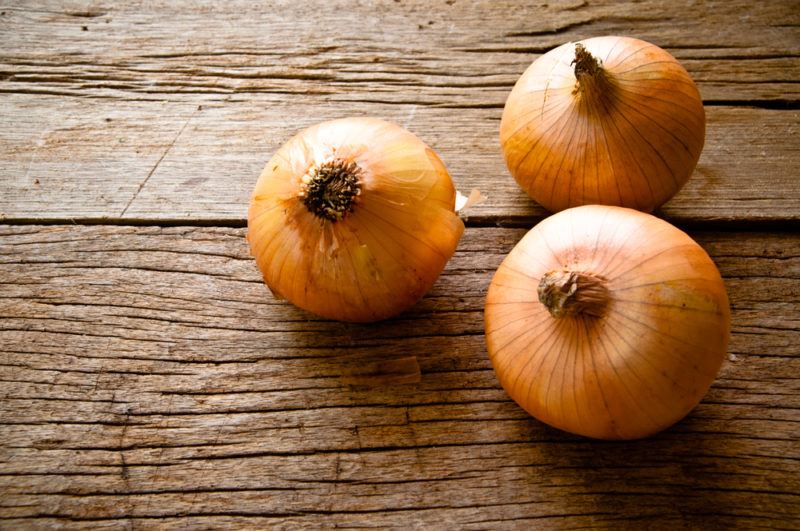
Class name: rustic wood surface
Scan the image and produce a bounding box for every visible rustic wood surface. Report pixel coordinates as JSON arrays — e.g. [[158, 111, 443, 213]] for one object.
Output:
[[1, 0, 799, 529], [1, 226, 799, 528], [1, 0, 799, 223]]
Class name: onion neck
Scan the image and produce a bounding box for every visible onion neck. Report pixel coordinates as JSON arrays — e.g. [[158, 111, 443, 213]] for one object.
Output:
[[571, 43, 614, 102], [537, 270, 610, 319], [299, 159, 362, 221]]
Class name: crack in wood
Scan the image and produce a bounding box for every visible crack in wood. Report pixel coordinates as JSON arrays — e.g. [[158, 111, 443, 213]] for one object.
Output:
[[119, 108, 198, 217]]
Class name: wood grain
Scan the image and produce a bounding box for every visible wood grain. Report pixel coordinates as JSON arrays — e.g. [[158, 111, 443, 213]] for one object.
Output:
[[2, 97, 798, 225], [2, 1, 798, 528], [1, 0, 799, 224], [1, 0, 797, 103], [1, 225, 798, 528]]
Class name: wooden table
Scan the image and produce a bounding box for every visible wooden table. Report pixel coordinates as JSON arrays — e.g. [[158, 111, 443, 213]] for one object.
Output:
[[2, 1, 798, 528]]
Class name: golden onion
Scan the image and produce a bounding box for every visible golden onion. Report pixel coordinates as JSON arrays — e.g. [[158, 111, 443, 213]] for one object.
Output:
[[500, 36, 705, 213], [484, 205, 730, 439], [248, 117, 464, 322]]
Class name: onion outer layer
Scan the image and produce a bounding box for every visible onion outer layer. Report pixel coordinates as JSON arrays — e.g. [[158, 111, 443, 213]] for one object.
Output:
[[500, 36, 706, 213], [248, 117, 464, 323], [484, 205, 730, 440]]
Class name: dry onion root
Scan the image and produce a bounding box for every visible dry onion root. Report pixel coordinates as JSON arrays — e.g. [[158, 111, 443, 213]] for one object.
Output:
[[248, 117, 464, 323], [484, 205, 730, 440], [500, 36, 705, 213]]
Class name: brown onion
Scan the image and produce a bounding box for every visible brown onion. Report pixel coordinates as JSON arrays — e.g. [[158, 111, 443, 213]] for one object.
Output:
[[248, 118, 464, 322], [500, 36, 705, 213], [484, 205, 730, 439]]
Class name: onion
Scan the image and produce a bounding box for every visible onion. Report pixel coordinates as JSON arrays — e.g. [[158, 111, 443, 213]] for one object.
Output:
[[500, 36, 705, 213], [248, 117, 464, 322], [484, 205, 730, 439]]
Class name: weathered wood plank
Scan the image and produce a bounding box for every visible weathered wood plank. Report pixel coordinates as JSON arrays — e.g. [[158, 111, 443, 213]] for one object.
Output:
[[1, 225, 798, 527], [1, 96, 798, 224], [1, 0, 798, 224], [1, 0, 797, 103]]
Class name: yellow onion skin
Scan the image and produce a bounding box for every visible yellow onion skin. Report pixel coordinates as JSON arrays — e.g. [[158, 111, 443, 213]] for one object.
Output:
[[500, 36, 706, 213], [248, 117, 464, 323], [484, 205, 729, 440]]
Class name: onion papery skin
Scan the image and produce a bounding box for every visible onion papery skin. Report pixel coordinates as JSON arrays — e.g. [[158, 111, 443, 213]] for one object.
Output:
[[248, 117, 464, 323], [484, 205, 729, 440], [500, 36, 706, 213]]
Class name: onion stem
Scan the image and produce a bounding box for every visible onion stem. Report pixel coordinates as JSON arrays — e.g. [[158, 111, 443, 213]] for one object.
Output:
[[537, 270, 610, 318], [571, 43, 612, 99]]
